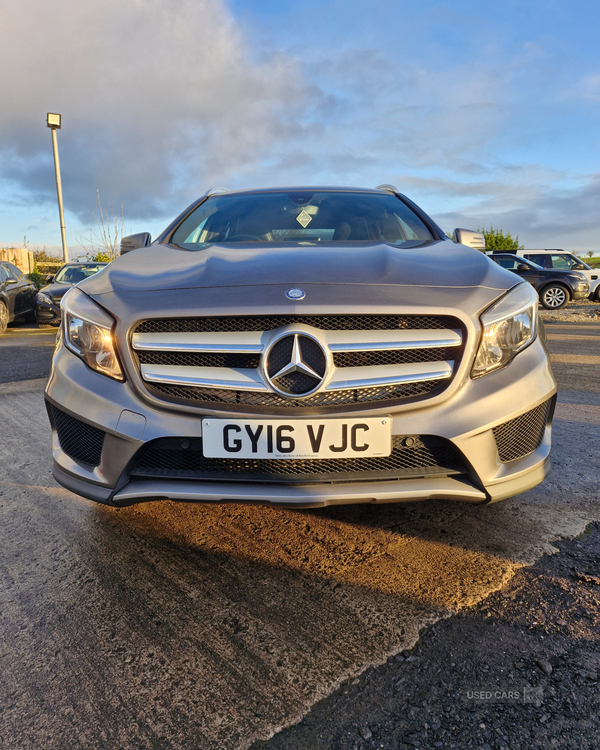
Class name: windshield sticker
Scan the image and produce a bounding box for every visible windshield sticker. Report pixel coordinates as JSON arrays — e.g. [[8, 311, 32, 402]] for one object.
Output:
[[296, 209, 312, 228]]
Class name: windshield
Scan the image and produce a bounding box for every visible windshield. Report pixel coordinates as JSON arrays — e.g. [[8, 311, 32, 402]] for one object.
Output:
[[54, 264, 107, 285], [171, 191, 435, 247]]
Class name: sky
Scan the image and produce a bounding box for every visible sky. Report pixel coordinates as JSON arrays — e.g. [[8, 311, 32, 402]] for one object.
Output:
[[1, 0, 600, 256]]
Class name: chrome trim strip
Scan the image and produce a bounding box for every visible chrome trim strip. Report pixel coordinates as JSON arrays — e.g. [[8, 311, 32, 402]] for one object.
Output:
[[132, 328, 461, 354], [140, 365, 269, 391], [325, 329, 462, 351], [141, 360, 453, 393], [326, 361, 453, 391], [132, 331, 264, 353]]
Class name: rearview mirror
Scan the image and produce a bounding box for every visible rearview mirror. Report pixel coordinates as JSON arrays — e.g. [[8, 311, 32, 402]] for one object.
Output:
[[453, 229, 486, 251], [120, 232, 151, 255]]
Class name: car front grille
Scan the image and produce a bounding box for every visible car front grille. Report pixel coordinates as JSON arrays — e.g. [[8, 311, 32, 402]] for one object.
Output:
[[131, 314, 465, 414], [50, 405, 105, 467], [492, 399, 554, 463], [129, 435, 467, 484]]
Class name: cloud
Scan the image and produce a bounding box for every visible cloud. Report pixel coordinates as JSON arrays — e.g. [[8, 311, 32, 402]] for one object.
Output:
[[2, 0, 600, 252], [0, 0, 310, 221], [430, 170, 600, 250]]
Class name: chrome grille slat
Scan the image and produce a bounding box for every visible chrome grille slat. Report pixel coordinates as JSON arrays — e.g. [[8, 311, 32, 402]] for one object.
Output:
[[325, 361, 453, 390], [326, 328, 462, 351], [132, 328, 462, 353], [141, 364, 269, 391], [132, 331, 264, 353], [140, 360, 454, 392]]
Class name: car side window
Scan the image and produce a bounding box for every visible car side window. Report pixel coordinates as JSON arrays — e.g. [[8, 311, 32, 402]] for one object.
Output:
[[494, 256, 519, 270], [0, 265, 9, 283], [549, 255, 572, 270], [6, 262, 23, 281], [525, 254, 549, 268]]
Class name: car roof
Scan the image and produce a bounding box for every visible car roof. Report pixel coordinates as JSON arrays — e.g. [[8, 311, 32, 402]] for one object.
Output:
[[205, 186, 396, 197]]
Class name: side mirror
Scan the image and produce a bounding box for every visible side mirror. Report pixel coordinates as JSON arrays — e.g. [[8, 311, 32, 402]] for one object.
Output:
[[6, 278, 18, 285], [516, 264, 530, 272], [120, 232, 151, 255], [573, 263, 586, 271], [453, 228, 486, 251], [46, 275, 54, 283]]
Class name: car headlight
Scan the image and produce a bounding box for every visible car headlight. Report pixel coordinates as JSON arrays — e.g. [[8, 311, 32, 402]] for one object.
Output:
[[61, 287, 123, 381], [472, 283, 539, 378], [36, 292, 53, 305]]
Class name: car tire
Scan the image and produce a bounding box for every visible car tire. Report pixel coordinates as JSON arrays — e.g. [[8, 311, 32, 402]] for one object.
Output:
[[540, 284, 569, 310], [0, 300, 8, 333]]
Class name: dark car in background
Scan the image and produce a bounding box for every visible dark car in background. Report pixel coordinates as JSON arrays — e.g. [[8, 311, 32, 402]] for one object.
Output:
[[0, 261, 37, 333], [36, 262, 108, 328], [488, 254, 589, 309]]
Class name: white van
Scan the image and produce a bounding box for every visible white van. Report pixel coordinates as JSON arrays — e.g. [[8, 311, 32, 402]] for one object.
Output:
[[519, 250, 599, 301]]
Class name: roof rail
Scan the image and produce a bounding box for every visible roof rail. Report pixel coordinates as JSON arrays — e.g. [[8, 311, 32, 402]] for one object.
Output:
[[376, 184, 399, 194], [204, 187, 230, 197]]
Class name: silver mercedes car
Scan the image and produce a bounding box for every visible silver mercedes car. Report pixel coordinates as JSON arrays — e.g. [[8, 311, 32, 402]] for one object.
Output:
[[45, 186, 556, 508]]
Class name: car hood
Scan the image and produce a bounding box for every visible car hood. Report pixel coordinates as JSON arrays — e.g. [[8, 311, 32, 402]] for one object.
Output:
[[39, 282, 74, 298], [81, 239, 515, 295]]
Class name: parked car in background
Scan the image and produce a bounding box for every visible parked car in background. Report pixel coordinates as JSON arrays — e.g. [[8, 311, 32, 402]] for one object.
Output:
[[520, 250, 600, 302], [488, 254, 589, 309], [36, 262, 108, 328], [0, 260, 37, 333], [45, 185, 556, 510]]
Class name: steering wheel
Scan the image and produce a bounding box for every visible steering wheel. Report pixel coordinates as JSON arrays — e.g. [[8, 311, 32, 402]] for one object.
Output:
[[227, 234, 263, 241]]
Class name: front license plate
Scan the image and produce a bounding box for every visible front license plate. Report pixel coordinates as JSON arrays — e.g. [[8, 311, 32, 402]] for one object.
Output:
[[202, 417, 392, 459]]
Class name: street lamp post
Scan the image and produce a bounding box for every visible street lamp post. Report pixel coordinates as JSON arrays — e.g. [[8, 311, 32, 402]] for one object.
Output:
[[47, 113, 68, 263]]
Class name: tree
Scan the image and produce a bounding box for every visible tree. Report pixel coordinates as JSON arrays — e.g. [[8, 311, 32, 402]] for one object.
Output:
[[478, 226, 523, 253], [588, 251, 594, 259], [78, 189, 126, 262]]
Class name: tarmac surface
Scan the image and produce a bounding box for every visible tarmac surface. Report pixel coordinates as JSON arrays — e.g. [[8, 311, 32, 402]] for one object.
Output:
[[0, 314, 598, 749]]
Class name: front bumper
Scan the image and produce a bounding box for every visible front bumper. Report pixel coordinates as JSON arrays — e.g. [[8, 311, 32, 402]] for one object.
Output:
[[572, 287, 589, 300], [36, 300, 61, 325], [45, 331, 557, 508]]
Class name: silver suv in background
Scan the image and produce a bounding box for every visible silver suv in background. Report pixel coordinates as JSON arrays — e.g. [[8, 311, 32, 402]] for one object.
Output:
[[45, 186, 556, 509], [520, 250, 600, 301]]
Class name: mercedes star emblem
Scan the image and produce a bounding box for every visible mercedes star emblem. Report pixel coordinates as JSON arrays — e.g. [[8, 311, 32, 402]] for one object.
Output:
[[263, 332, 327, 397], [285, 288, 306, 300]]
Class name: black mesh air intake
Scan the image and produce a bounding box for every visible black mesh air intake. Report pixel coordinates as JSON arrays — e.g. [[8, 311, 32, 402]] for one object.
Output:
[[129, 435, 466, 484], [50, 405, 105, 467], [493, 399, 553, 463], [135, 314, 461, 334]]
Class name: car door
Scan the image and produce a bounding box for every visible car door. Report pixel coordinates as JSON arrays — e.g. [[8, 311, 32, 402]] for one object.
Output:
[[0, 262, 19, 318], [492, 255, 543, 290], [6, 262, 36, 316], [550, 254, 598, 285]]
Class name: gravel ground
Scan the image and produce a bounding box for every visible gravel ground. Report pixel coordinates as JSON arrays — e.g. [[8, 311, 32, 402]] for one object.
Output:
[[252, 523, 600, 750], [540, 299, 600, 323]]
